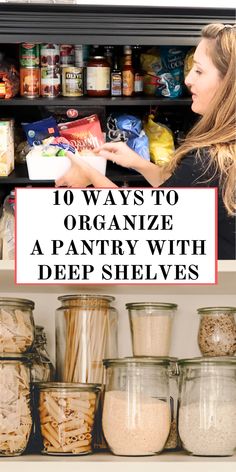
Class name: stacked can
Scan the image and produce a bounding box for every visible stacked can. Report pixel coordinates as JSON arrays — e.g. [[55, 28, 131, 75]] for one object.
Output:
[[20, 43, 40, 98], [61, 44, 83, 97], [40, 44, 60, 98]]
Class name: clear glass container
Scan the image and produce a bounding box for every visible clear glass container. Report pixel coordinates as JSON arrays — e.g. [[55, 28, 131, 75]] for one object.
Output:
[[197, 306, 236, 356], [126, 302, 177, 356], [163, 357, 180, 451], [30, 325, 54, 382], [56, 294, 118, 384], [37, 382, 101, 455], [0, 297, 35, 353], [178, 357, 236, 456], [0, 354, 32, 456], [102, 357, 172, 456]]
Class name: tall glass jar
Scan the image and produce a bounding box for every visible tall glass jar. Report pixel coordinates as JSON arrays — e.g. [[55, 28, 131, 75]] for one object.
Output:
[[126, 302, 177, 356], [0, 354, 32, 456], [56, 294, 118, 384], [197, 306, 236, 356], [102, 357, 172, 456], [0, 297, 35, 353], [178, 357, 236, 456]]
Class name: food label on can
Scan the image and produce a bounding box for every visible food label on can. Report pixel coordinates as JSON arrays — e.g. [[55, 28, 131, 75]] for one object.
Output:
[[41, 44, 60, 67], [60, 45, 75, 66], [41, 67, 61, 97], [62, 67, 83, 96], [20, 43, 40, 67], [20, 68, 40, 98]]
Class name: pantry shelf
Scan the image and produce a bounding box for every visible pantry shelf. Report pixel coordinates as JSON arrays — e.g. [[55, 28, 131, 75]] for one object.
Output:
[[0, 97, 192, 107]]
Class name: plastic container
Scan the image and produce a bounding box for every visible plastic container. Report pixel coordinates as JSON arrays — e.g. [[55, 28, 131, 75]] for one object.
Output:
[[126, 302, 177, 356], [56, 294, 118, 384], [178, 357, 236, 456], [0, 354, 32, 456], [197, 306, 236, 356], [26, 152, 71, 180], [37, 382, 101, 455], [0, 297, 35, 353], [102, 357, 172, 456]]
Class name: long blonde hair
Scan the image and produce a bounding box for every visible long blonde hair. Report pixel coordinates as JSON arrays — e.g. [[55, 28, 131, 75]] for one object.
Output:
[[168, 23, 236, 215]]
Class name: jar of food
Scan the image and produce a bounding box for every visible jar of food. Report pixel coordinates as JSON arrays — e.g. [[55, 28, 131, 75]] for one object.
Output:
[[0, 354, 32, 456], [102, 357, 172, 456], [37, 382, 101, 455], [86, 56, 110, 96], [56, 294, 118, 384], [0, 297, 35, 353], [178, 357, 236, 456], [197, 306, 236, 356], [126, 302, 177, 356]]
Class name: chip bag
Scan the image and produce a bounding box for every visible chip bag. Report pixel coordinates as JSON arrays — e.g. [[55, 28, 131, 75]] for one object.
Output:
[[59, 114, 104, 153], [144, 114, 175, 166]]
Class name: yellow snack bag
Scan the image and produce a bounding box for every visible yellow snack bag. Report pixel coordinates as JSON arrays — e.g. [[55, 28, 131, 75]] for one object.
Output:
[[144, 114, 175, 166]]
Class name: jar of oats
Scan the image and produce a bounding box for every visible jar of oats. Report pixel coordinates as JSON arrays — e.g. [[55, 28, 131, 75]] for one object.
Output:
[[197, 306, 236, 356]]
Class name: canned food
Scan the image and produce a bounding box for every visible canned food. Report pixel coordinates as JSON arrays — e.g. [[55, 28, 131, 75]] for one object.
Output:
[[62, 67, 83, 97], [20, 67, 40, 98], [74, 45, 90, 67], [40, 44, 60, 67], [60, 45, 75, 66], [41, 66, 61, 97], [20, 43, 40, 67]]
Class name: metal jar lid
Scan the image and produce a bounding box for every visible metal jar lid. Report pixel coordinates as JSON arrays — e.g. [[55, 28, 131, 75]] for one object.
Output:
[[197, 306, 236, 314], [103, 356, 174, 367], [36, 382, 101, 392], [0, 297, 35, 309], [126, 302, 177, 310]]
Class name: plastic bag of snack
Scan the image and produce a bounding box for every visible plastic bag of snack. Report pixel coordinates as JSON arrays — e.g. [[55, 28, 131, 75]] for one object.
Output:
[[184, 47, 195, 78], [0, 61, 19, 99], [116, 114, 150, 161], [59, 114, 105, 152], [22, 116, 60, 146], [158, 46, 188, 98], [144, 114, 175, 166], [140, 48, 162, 95]]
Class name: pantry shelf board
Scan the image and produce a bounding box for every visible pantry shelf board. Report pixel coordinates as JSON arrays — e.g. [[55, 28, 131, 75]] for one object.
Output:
[[0, 97, 192, 106]]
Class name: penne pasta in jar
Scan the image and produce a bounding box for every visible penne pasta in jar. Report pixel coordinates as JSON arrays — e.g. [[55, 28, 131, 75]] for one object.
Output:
[[0, 298, 35, 353], [36, 382, 101, 455]]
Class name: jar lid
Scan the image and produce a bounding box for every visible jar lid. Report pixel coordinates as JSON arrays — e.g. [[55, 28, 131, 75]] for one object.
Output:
[[36, 382, 101, 392], [178, 356, 236, 366], [0, 297, 35, 309], [0, 353, 31, 362], [58, 294, 115, 303], [125, 302, 177, 310], [103, 356, 174, 367], [197, 306, 236, 314]]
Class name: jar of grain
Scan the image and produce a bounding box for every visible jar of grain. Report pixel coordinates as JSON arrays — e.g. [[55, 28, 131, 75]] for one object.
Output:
[[0, 297, 35, 353], [178, 357, 236, 456], [197, 306, 236, 356], [126, 302, 177, 356], [102, 357, 172, 456]]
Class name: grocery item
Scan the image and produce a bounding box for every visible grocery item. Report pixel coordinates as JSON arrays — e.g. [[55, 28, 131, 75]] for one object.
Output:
[[40, 44, 60, 67], [74, 45, 90, 67], [184, 47, 195, 78], [144, 113, 175, 166], [59, 114, 105, 152], [0, 191, 15, 259], [0, 119, 14, 176], [0, 354, 32, 456], [60, 44, 75, 67], [197, 306, 236, 356], [20, 43, 40, 67], [112, 114, 150, 160], [86, 56, 110, 96], [29, 325, 54, 383], [40, 66, 61, 97], [159, 46, 187, 98], [126, 302, 177, 356], [20, 67, 40, 98], [37, 382, 100, 455], [22, 116, 60, 146], [0, 62, 19, 99], [0, 297, 35, 353], [62, 66, 83, 97], [122, 46, 134, 96]]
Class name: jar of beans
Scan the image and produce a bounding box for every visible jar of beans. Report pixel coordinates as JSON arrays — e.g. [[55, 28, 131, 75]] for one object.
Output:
[[197, 306, 236, 356]]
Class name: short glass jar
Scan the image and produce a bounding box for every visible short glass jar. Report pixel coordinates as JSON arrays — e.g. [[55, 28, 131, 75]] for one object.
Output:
[[197, 306, 236, 356], [37, 382, 101, 455], [126, 302, 177, 356], [178, 357, 236, 456], [86, 56, 110, 96], [56, 294, 118, 384], [0, 354, 32, 456], [0, 297, 35, 353], [102, 357, 172, 456]]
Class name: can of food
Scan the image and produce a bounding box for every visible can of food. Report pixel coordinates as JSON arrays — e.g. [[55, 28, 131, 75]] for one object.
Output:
[[20, 67, 40, 98], [62, 67, 83, 97], [40, 44, 60, 67], [74, 45, 90, 67], [60, 45, 75, 67], [41, 66, 61, 97], [20, 43, 40, 67]]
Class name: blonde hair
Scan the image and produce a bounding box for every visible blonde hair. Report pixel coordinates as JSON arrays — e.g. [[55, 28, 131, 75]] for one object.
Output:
[[168, 23, 236, 215]]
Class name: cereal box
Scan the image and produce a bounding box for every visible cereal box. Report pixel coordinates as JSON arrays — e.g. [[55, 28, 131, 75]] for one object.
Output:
[[0, 119, 14, 176]]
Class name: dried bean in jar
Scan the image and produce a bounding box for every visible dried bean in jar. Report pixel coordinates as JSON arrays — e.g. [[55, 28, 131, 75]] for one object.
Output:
[[197, 307, 236, 356]]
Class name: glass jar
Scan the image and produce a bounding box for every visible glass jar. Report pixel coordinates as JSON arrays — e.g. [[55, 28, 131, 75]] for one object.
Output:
[[126, 302, 177, 356], [163, 357, 180, 451], [86, 56, 110, 96], [37, 382, 101, 455], [0, 297, 35, 353], [178, 357, 236, 456], [102, 357, 172, 456], [0, 354, 32, 456], [56, 294, 118, 384], [197, 306, 236, 356], [30, 325, 54, 383]]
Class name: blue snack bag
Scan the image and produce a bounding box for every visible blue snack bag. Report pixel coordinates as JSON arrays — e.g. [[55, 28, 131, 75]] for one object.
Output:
[[114, 114, 150, 160], [158, 46, 188, 97], [22, 116, 60, 146]]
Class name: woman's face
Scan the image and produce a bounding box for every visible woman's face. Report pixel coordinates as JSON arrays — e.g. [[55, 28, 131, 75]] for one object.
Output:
[[185, 38, 223, 115]]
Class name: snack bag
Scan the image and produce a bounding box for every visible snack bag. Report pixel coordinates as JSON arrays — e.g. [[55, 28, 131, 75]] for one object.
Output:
[[158, 46, 187, 98], [59, 114, 104, 152], [22, 116, 60, 146], [140, 48, 162, 95], [144, 114, 175, 166], [184, 47, 195, 78], [116, 114, 150, 161]]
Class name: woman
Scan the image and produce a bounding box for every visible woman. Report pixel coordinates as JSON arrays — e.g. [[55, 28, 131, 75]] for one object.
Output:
[[56, 24, 236, 259]]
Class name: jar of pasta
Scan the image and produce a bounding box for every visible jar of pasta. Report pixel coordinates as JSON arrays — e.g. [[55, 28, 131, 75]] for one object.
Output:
[[197, 306, 236, 356], [37, 382, 101, 455], [102, 357, 172, 456], [0, 354, 32, 456], [0, 297, 35, 353]]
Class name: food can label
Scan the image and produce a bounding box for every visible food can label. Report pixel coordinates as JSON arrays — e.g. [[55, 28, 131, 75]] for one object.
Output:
[[62, 67, 83, 96], [40, 44, 60, 66], [20, 43, 40, 67], [20, 68, 40, 98], [41, 67, 61, 97]]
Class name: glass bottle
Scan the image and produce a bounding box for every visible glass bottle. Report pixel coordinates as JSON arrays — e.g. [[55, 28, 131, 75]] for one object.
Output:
[[197, 306, 236, 356], [0, 354, 32, 456], [122, 45, 134, 96], [30, 325, 54, 382], [111, 55, 122, 96], [178, 357, 236, 456], [86, 56, 110, 96], [102, 357, 172, 456], [0, 296, 35, 352], [133, 45, 144, 95]]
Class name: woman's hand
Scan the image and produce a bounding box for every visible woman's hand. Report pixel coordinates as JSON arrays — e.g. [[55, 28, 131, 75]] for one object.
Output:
[[55, 151, 92, 188], [94, 141, 143, 170]]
